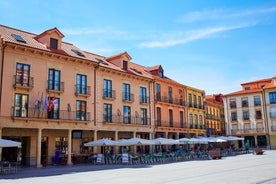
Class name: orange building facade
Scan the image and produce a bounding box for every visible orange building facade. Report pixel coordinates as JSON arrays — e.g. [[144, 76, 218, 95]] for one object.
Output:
[[0, 25, 207, 167]]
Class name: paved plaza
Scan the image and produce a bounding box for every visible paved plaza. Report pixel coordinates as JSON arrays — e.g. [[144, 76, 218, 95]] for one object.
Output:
[[1, 150, 276, 184]]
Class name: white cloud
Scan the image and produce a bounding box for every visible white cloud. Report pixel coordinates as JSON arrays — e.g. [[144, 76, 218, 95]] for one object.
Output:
[[139, 24, 254, 48], [178, 7, 276, 23]]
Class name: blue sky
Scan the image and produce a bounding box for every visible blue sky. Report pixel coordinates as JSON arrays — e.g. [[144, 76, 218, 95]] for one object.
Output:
[[1, 0, 276, 94]]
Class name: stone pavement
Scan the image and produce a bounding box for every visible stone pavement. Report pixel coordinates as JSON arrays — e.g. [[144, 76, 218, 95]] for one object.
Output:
[[1, 150, 276, 184]]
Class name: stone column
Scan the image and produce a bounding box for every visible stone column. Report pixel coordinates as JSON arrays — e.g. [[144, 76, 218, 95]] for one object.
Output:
[[36, 128, 42, 167], [93, 130, 98, 153], [115, 131, 119, 154], [67, 129, 72, 165], [254, 136, 258, 147]]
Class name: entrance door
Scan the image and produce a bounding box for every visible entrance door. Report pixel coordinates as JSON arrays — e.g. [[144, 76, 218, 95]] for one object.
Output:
[[41, 137, 48, 166]]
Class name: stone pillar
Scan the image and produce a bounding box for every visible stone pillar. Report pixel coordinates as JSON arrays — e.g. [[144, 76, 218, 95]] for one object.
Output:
[[254, 136, 258, 147], [149, 133, 153, 153], [132, 132, 137, 154], [67, 129, 72, 165], [115, 131, 119, 154], [93, 130, 98, 153], [36, 128, 42, 167]]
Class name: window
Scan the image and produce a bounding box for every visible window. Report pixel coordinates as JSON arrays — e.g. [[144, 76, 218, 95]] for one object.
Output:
[[123, 61, 128, 70], [231, 111, 237, 121], [189, 114, 193, 127], [16, 63, 30, 86], [50, 38, 58, 49], [169, 109, 173, 127], [245, 87, 250, 90], [254, 96, 261, 106], [122, 83, 131, 101], [140, 87, 147, 103], [76, 100, 86, 120], [140, 108, 147, 125], [256, 110, 262, 119], [76, 74, 87, 94], [156, 83, 161, 101], [194, 114, 198, 128], [242, 97, 248, 107], [168, 87, 173, 103], [14, 94, 28, 117], [193, 95, 197, 108], [180, 111, 184, 128], [123, 106, 131, 124], [103, 103, 112, 122], [188, 94, 192, 107], [71, 49, 85, 57], [198, 96, 202, 108], [199, 115, 203, 128], [158, 68, 163, 78], [48, 69, 61, 91], [11, 34, 26, 43], [243, 111, 249, 120], [103, 79, 113, 98], [230, 100, 236, 109], [269, 92, 276, 104], [48, 97, 59, 119], [156, 107, 161, 126]]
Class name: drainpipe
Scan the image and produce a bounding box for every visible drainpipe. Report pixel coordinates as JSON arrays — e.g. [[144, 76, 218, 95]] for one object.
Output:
[[225, 97, 231, 136], [262, 90, 271, 149], [151, 79, 156, 139], [0, 41, 7, 114], [93, 63, 100, 126]]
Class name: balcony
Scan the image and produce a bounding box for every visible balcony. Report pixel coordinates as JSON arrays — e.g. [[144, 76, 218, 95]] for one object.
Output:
[[103, 115, 149, 125], [75, 85, 91, 97], [47, 80, 64, 94], [103, 89, 116, 99], [156, 96, 186, 106], [13, 75, 34, 90], [155, 120, 186, 128], [139, 96, 149, 104], [122, 92, 134, 102], [231, 128, 265, 134], [12, 107, 91, 121]]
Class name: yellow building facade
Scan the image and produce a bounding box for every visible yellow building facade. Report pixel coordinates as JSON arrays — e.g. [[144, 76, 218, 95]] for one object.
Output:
[[186, 87, 206, 136], [205, 94, 226, 136]]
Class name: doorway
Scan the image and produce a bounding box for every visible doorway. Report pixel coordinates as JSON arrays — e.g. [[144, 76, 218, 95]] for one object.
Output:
[[41, 137, 48, 166]]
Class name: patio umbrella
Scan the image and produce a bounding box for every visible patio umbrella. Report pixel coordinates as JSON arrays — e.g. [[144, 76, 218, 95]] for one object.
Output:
[[116, 138, 155, 146], [84, 138, 118, 147], [0, 138, 21, 148], [188, 138, 208, 144], [207, 137, 227, 143], [178, 137, 190, 144], [152, 137, 179, 145]]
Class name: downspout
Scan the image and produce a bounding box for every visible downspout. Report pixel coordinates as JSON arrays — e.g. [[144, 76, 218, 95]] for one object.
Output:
[[262, 89, 271, 149], [93, 63, 100, 126], [225, 96, 231, 136], [152, 79, 156, 139], [0, 41, 7, 114]]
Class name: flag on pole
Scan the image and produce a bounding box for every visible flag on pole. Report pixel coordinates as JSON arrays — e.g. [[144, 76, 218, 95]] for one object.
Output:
[[39, 93, 44, 111], [48, 96, 56, 112], [44, 95, 49, 111]]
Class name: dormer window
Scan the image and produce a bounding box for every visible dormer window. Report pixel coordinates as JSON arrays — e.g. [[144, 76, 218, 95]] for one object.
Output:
[[123, 61, 128, 70], [50, 38, 58, 50], [158, 68, 163, 78]]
